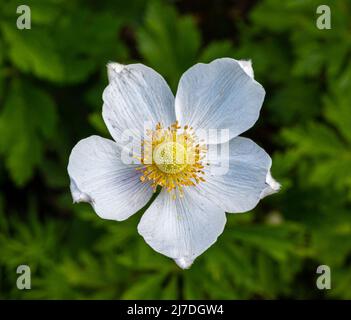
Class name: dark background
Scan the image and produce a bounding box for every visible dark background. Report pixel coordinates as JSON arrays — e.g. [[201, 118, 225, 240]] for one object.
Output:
[[0, 0, 350, 299]]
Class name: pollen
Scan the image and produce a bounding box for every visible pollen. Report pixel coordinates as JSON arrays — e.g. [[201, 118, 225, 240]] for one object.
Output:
[[153, 141, 188, 174], [136, 121, 207, 197]]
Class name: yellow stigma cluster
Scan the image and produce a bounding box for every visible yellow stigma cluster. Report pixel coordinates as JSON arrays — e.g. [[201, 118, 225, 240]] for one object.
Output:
[[137, 121, 207, 196]]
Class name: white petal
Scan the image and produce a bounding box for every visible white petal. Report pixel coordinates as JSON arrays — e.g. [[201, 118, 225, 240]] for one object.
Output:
[[175, 58, 265, 144], [238, 59, 254, 78], [137, 189, 226, 268], [200, 137, 278, 213], [260, 171, 281, 198], [107, 62, 125, 82], [103, 63, 176, 144], [174, 257, 194, 269], [70, 178, 92, 203], [67, 135, 153, 221]]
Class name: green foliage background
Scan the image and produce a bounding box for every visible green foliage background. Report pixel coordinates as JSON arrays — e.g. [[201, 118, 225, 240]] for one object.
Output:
[[0, 0, 350, 299]]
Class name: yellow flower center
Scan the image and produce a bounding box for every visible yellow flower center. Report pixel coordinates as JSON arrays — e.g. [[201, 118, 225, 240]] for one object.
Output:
[[137, 121, 206, 197], [153, 141, 187, 174]]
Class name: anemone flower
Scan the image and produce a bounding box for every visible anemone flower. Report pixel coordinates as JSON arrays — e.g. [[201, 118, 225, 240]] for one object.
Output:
[[68, 58, 280, 269]]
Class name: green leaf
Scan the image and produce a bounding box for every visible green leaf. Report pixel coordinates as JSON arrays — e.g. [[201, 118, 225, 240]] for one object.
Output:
[[199, 41, 235, 63], [324, 66, 351, 143], [137, 0, 201, 90], [0, 81, 57, 185], [1, 23, 64, 82], [121, 273, 166, 299], [162, 275, 178, 299]]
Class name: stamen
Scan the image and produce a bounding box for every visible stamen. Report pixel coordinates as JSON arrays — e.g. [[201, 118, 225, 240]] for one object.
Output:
[[137, 122, 207, 197]]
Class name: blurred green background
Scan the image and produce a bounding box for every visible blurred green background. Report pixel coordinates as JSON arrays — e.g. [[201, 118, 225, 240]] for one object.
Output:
[[0, 0, 350, 299]]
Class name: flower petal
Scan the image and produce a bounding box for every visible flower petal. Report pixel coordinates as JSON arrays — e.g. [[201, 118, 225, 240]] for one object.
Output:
[[103, 62, 176, 144], [175, 58, 265, 144], [238, 59, 254, 78], [68, 135, 153, 221], [200, 137, 278, 213], [137, 189, 226, 269], [107, 62, 125, 83], [260, 170, 281, 198]]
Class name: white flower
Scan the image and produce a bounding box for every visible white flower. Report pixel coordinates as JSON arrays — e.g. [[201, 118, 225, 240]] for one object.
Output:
[[68, 58, 280, 269]]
